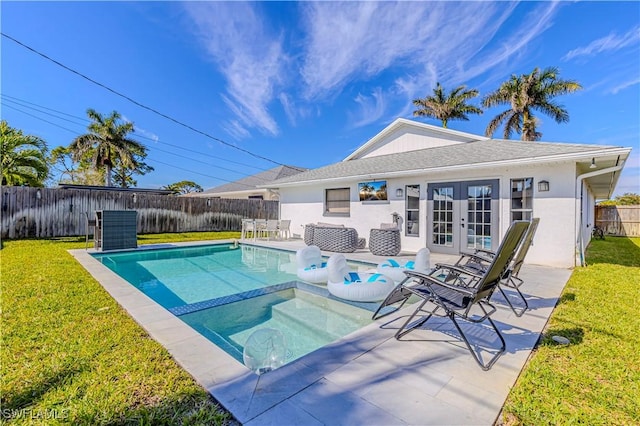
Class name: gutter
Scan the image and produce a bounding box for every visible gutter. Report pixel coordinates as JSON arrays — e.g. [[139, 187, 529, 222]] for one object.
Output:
[[574, 161, 623, 266]]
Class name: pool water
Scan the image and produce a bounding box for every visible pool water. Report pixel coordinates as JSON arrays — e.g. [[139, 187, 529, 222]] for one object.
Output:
[[95, 245, 300, 308], [93, 243, 376, 371], [181, 287, 372, 364]]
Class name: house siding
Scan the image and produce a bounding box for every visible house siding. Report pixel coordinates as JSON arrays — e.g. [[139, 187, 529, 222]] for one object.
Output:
[[280, 160, 581, 268]]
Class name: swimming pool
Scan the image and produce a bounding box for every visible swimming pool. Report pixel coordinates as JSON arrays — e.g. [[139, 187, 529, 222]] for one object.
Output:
[[93, 243, 376, 372]]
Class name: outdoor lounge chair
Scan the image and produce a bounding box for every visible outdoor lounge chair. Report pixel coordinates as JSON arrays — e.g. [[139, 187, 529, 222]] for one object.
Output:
[[454, 218, 540, 316], [382, 221, 529, 370]]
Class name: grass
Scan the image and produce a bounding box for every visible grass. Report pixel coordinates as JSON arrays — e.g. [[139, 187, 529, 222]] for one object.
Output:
[[500, 236, 640, 425], [1, 232, 239, 425]]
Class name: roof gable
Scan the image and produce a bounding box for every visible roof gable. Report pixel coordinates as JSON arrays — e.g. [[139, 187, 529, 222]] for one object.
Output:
[[344, 118, 487, 160]]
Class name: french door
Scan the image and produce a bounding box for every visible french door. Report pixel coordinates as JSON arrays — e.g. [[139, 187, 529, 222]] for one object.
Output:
[[427, 180, 499, 254]]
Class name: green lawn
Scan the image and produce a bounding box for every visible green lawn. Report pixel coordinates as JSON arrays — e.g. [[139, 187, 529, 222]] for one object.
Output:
[[2, 234, 638, 424], [1, 233, 239, 425], [501, 236, 640, 425]]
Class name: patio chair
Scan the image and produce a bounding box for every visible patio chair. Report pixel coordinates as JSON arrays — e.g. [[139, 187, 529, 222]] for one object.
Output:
[[278, 219, 291, 240], [262, 219, 280, 240], [388, 221, 529, 370], [454, 218, 540, 316], [241, 219, 255, 240]]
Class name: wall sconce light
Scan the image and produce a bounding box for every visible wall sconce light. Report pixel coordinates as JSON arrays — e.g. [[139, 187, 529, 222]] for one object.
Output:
[[206, 199, 211, 207], [391, 212, 400, 224], [36, 189, 42, 200], [538, 180, 550, 192], [396, 188, 403, 197], [590, 158, 597, 169], [132, 193, 137, 203]]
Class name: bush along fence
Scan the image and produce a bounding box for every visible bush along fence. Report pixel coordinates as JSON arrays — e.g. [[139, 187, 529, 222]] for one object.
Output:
[[595, 205, 640, 237], [0, 186, 279, 239]]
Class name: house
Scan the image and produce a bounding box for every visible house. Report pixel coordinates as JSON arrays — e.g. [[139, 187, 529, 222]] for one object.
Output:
[[262, 118, 632, 268], [187, 165, 306, 200]]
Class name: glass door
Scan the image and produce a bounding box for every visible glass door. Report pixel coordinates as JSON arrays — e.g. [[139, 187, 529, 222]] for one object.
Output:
[[463, 183, 494, 251], [427, 180, 499, 254]]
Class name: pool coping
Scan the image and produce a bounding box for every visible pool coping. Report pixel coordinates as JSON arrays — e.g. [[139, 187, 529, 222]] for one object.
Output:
[[70, 239, 573, 425]]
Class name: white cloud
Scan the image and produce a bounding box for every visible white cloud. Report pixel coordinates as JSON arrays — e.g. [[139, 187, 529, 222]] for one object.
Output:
[[183, 2, 286, 137], [183, 1, 565, 135], [349, 87, 386, 128], [609, 77, 640, 95], [564, 25, 640, 60]]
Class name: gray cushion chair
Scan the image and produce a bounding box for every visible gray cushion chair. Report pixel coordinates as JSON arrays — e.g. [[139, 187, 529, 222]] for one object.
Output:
[[304, 223, 365, 253], [369, 228, 401, 256]]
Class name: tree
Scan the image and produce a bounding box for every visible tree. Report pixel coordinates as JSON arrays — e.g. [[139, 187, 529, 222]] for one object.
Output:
[[483, 66, 582, 141], [69, 109, 148, 187], [163, 180, 203, 195], [111, 145, 154, 188], [599, 193, 640, 206], [0, 120, 49, 186], [49, 146, 105, 185], [412, 82, 483, 129]]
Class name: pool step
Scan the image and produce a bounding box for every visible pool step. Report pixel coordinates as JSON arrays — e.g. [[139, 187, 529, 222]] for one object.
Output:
[[227, 314, 330, 364], [271, 295, 370, 342]]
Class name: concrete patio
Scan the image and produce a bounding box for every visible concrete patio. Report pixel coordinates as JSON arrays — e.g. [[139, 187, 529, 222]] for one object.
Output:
[[70, 238, 573, 425]]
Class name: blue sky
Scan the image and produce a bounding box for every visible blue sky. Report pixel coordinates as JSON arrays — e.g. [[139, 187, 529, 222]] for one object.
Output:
[[2, 1, 639, 196]]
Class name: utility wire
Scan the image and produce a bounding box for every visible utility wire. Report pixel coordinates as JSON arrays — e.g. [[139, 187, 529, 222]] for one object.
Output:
[[3, 93, 271, 172], [2, 102, 262, 188], [2, 32, 306, 172]]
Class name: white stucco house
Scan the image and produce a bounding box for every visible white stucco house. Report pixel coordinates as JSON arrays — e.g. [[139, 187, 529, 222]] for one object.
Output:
[[262, 118, 632, 268]]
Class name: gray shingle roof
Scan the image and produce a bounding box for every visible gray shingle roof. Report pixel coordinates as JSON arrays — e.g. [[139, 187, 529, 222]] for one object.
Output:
[[264, 139, 623, 187], [201, 165, 307, 193]]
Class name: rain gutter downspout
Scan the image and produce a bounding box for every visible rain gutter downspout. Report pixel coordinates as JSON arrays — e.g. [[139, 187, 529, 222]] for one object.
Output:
[[575, 164, 623, 266]]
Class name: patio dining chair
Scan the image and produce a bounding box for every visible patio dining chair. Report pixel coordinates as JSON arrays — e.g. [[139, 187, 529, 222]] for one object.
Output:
[[387, 220, 529, 370], [454, 218, 540, 316], [277, 219, 291, 240], [262, 219, 280, 240], [241, 219, 255, 240]]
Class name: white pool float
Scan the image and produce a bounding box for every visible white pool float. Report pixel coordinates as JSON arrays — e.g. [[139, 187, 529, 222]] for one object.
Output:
[[327, 254, 395, 302], [376, 247, 431, 282], [296, 245, 328, 284]]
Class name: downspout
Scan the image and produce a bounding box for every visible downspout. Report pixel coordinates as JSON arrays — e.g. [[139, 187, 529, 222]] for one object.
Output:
[[574, 163, 623, 266]]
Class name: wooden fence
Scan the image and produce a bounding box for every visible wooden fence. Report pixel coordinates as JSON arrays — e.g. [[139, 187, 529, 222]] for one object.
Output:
[[0, 186, 279, 239], [595, 205, 640, 237]]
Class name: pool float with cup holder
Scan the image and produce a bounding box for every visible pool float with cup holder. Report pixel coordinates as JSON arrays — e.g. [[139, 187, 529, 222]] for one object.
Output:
[[376, 247, 431, 282], [327, 254, 395, 302], [296, 245, 328, 284]]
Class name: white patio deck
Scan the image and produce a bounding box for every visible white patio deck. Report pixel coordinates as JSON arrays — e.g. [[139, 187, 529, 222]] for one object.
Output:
[[70, 238, 573, 425]]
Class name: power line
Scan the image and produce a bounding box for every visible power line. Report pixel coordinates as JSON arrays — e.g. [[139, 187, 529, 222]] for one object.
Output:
[[2, 102, 262, 188], [2, 93, 271, 172], [1, 32, 306, 172]]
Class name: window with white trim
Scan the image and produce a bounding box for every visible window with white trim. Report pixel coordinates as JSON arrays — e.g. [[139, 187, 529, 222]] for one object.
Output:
[[511, 178, 533, 221], [325, 188, 350, 216]]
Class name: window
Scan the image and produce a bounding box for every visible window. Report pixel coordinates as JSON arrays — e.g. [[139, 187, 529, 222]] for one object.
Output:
[[511, 178, 533, 221], [248, 195, 264, 200], [325, 188, 350, 216], [405, 184, 420, 236]]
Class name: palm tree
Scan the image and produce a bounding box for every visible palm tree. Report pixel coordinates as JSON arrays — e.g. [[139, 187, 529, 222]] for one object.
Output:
[[69, 109, 146, 186], [483, 66, 582, 141], [412, 83, 483, 129], [1, 120, 49, 186]]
